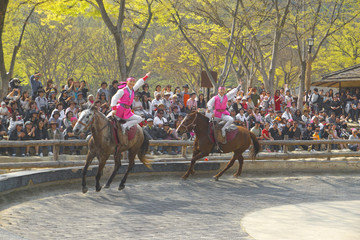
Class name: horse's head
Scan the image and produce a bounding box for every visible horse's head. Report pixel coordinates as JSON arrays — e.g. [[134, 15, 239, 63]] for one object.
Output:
[[176, 111, 199, 135], [73, 108, 95, 135]]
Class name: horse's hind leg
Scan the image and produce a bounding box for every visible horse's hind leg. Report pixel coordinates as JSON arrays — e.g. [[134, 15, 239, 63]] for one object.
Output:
[[104, 149, 122, 188], [82, 151, 96, 193], [214, 152, 239, 181], [234, 154, 244, 177], [95, 155, 108, 192], [119, 150, 135, 191]]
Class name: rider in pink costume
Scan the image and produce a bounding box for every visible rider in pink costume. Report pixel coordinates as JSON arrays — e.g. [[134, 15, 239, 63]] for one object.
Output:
[[109, 72, 151, 133], [207, 81, 242, 137]]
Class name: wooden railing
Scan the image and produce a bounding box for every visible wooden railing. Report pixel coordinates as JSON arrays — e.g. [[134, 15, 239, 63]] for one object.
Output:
[[0, 137, 360, 170]]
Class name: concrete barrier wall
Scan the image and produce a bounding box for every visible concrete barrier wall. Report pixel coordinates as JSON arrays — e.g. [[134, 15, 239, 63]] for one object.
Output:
[[1, 160, 359, 195]]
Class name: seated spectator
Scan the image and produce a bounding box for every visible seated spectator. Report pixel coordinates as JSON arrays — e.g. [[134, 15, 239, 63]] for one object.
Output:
[[58, 90, 71, 109], [47, 90, 58, 114], [235, 108, 247, 127], [8, 111, 24, 133], [51, 102, 65, 122], [132, 93, 145, 116], [281, 107, 293, 121], [163, 122, 181, 155], [141, 95, 152, 118], [63, 110, 74, 129], [163, 92, 172, 114], [49, 110, 62, 128], [0, 101, 10, 125], [269, 122, 282, 152], [169, 106, 180, 127], [23, 121, 38, 156], [65, 101, 79, 117], [19, 91, 31, 112], [96, 82, 110, 101], [262, 123, 273, 152], [197, 93, 206, 110], [48, 120, 62, 155], [9, 122, 26, 156], [153, 109, 168, 128], [75, 91, 86, 108], [63, 117, 83, 155], [186, 92, 197, 113], [35, 89, 48, 113], [151, 93, 163, 114], [250, 121, 263, 140], [289, 121, 301, 150], [35, 119, 51, 157], [0, 120, 8, 155], [348, 129, 360, 151]]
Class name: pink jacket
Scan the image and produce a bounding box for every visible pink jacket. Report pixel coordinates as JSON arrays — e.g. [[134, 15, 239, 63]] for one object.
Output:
[[214, 95, 230, 118]]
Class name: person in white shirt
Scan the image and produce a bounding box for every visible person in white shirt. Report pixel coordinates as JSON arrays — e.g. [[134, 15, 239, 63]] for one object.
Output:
[[281, 107, 293, 121], [153, 109, 168, 127]]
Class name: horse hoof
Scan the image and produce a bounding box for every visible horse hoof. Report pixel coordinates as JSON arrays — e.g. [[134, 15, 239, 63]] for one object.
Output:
[[104, 184, 110, 189], [96, 186, 102, 192], [82, 187, 88, 194], [118, 185, 125, 191], [213, 176, 219, 181], [233, 173, 240, 177], [181, 175, 188, 180]]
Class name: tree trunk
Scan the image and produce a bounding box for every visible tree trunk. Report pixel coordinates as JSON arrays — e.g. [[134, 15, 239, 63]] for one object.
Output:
[[0, 0, 9, 99], [305, 55, 313, 91], [297, 60, 306, 110]]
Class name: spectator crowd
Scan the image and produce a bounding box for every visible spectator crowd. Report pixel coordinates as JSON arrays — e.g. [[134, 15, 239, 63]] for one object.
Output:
[[0, 73, 359, 157]]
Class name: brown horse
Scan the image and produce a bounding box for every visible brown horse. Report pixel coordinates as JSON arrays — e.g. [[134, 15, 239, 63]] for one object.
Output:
[[73, 106, 151, 193], [176, 111, 260, 180]]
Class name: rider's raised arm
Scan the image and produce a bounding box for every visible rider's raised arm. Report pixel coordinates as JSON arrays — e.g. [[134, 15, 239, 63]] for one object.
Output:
[[226, 84, 242, 101], [133, 72, 150, 92], [110, 89, 125, 109]]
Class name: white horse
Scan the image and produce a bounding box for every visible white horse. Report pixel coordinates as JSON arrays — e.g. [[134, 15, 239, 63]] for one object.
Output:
[[73, 106, 151, 193]]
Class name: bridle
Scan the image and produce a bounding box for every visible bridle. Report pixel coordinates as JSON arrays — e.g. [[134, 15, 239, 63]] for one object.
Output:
[[179, 113, 198, 132], [77, 117, 94, 131]]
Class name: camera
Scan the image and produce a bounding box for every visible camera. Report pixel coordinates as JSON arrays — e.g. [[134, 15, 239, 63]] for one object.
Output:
[[9, 78, 22, 89]]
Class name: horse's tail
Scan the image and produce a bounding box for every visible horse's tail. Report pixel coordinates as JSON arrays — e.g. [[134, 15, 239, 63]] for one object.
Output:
[[138, 130, 152, 169], [249, 132, 260, 160]]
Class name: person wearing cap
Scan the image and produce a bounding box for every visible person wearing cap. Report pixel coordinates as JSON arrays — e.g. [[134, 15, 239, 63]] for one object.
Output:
[[64, 116, 83, 155], [207, 79, 243, 137], [163, 92, 172, 114], [109, 72, 151, 134], [232, 96, 244, 114], [180, 84, 190, 109], [153, 109, 168, 127], [250, 121, 263, 140], [58, 90, 71, 109], [75, 91, 86, 107], [48, 110, 62, 128], [150, 93, 163, 114]]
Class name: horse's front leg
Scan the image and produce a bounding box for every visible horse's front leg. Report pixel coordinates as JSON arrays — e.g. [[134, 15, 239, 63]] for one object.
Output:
[[82, 151, 96, 193], [104, 148, 122, 188], [95, 154, 109, 192], [182, 151, 208, 179]]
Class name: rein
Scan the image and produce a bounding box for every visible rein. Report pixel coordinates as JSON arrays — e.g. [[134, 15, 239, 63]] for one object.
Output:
[[180, 113, 198, 132], [77, 113, 108, 133]]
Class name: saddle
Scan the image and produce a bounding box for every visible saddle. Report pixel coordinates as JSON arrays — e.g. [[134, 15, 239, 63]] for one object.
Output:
[[110, 117, 136, 146], [210, 121, 238, 145]]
